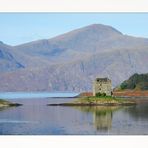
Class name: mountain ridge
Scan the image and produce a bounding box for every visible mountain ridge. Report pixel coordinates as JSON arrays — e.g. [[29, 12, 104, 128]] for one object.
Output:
[[0, 24, 148, 91]]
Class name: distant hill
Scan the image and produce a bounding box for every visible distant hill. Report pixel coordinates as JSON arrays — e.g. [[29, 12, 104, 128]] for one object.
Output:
[[118, 73, 148, 90], [0, 24, 148, 91]]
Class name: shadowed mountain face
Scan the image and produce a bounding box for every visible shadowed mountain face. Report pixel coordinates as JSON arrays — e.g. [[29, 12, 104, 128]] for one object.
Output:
[[0, 24, 148, 91], [0, 42, 25, 72]]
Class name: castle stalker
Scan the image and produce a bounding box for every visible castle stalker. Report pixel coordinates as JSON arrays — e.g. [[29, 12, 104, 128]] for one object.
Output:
[[93, 78, 112, 96]]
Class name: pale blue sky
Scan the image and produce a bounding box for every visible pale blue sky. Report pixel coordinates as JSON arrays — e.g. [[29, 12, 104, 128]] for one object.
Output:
[[0, 13, 148, 45]]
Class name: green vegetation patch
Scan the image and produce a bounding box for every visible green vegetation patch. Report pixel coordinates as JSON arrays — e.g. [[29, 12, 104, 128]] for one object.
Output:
[[120, 73, 148, 90]]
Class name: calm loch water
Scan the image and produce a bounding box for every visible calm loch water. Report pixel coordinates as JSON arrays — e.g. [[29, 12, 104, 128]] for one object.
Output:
[[0, 93, 148, 135]]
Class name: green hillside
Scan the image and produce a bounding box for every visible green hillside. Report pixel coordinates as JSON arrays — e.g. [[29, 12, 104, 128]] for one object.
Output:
[[119, 73, 148, 90]]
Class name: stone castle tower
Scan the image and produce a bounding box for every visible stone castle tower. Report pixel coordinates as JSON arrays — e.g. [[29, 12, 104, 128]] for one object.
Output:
[[93, 78, 112, 96]]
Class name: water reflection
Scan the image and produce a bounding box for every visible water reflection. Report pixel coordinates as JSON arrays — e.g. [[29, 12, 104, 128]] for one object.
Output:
[[0, 106, 11, 112], [74, 106, 121, 131], [0, 107, 7, 112], [1, 97, 148, 135], [124, 104, 148, 120]]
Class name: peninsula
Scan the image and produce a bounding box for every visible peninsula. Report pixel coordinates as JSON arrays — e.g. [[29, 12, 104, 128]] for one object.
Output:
[[0, 99, 22, 108]]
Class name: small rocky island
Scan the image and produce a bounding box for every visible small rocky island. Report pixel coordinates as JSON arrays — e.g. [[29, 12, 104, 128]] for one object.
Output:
[[0, 99, 22, 108], [48, 77, 136, 106], [48, 96, 136, 106]]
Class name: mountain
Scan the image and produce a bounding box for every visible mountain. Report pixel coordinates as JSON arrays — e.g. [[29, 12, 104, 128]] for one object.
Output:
[[118, 73, 148, 90], [14, 24, 148, 64], [0, 42, 24, 72], [0, 24, 148, 92]]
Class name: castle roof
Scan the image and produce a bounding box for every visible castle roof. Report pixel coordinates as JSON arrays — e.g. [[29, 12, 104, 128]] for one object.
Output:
[[95, 77, 111, 82]]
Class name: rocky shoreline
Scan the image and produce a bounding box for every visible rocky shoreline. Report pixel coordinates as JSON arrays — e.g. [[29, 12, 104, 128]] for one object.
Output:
[[48, 96, 136, 106], [48, 102, 136, 106]]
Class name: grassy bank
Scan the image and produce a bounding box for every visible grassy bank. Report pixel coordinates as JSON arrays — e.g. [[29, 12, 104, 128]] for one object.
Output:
[[72, 96, 136, 105], [0, 99, 22, 107]]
